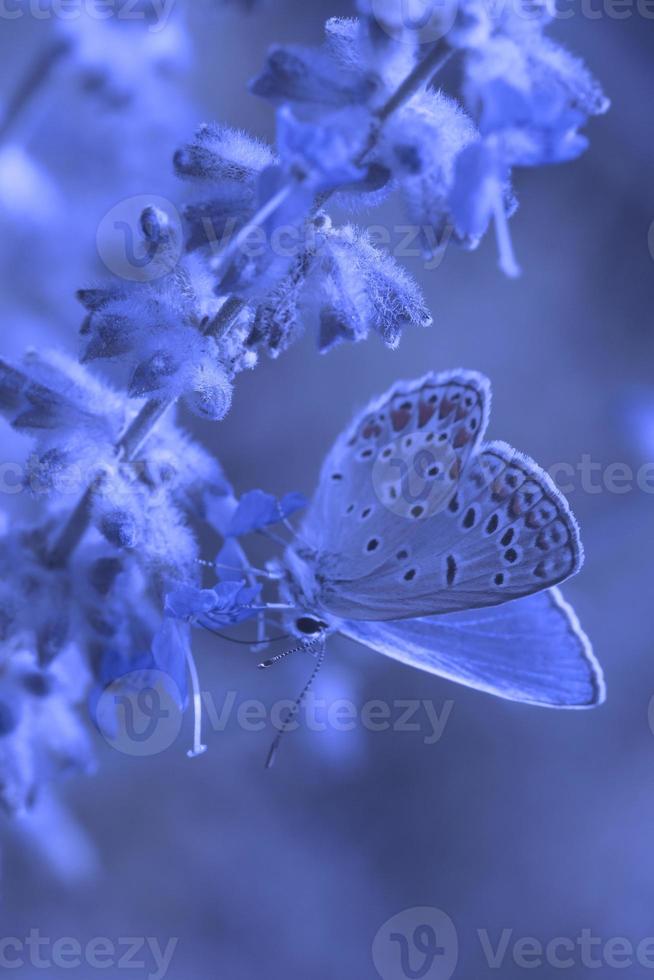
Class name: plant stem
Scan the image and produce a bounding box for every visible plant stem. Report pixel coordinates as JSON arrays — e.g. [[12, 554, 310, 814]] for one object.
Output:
[[0, 39, 71, 144], [45, 44, 452, 568], [46, 296, 245, 567], [377, 45, 453, 123]]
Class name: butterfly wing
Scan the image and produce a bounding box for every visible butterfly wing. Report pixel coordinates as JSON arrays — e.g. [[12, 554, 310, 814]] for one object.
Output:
[[339, 587, 604, 708], [296, 371, 583, 621]]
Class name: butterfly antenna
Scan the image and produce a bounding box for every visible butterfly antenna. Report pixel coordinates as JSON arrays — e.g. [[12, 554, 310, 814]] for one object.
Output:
[[265, 639, 326, 770], [202, 625, 291, 646], [257, 637, 316, 668]]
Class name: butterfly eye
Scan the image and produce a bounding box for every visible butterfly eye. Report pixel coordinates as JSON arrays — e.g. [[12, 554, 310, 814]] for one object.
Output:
[[295, 617, 328, 635]]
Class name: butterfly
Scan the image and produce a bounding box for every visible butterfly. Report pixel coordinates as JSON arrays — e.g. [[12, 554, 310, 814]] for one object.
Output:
[[276, 369, 605, 709]]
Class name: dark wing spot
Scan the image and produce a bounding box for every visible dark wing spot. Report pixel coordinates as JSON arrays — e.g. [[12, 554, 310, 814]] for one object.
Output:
[[404, 568, 417, 582], [411, 505, 424, 519], [485, 514, 499, 534], [463, 507, 476, 529], [504, 548, 518, 563], [501, 528, 514, 547], [366, 538, 379, 552], [494, 573, 505, 586], [446, 555, 457, 586]]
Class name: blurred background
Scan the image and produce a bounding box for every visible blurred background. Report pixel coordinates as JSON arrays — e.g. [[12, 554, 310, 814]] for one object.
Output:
[[1, 0, 654, 976]]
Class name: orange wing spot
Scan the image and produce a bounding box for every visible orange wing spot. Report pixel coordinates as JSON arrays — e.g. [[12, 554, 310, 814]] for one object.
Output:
[[439, 396, 454, 420], [418, 400, 436, 428], [449, 458, 462, 480], [391, 407, 411, 431], [452, 427, 471, 449], [362, 422, 382, 439]]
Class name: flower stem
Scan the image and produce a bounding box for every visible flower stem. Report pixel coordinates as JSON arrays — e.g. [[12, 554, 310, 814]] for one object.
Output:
[[0, 39, 72, 145], [377, 45, 453, 124], [46, 296, 245, 568]]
